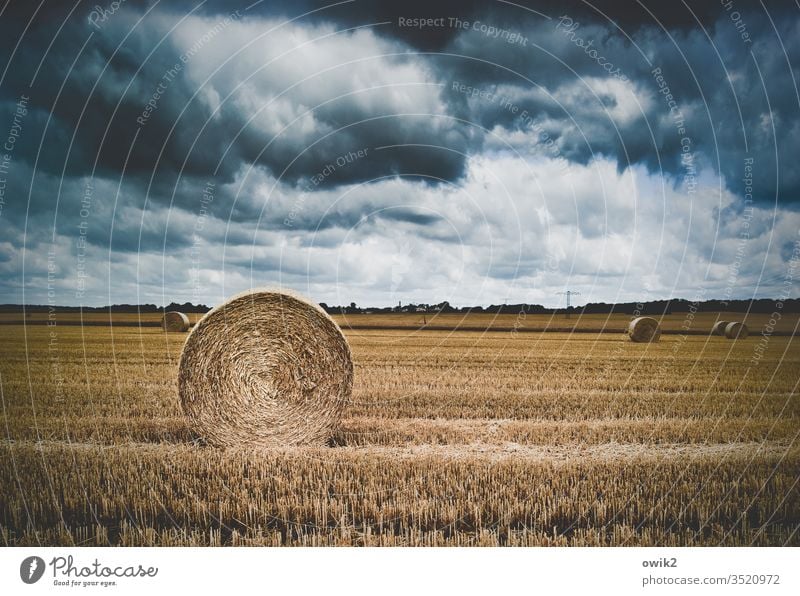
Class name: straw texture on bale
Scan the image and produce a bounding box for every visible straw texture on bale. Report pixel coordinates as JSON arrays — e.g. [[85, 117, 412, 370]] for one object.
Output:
[[178, 289, 353, 447], [162, 311, 190, 332], [725, 321, 749, 339], [711, 320, 730, 336], [627, 316, 662, 343]]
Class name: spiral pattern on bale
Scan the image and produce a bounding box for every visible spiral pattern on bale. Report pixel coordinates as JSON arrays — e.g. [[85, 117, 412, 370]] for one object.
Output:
[[178, 289, 353, 447], [627, 316, 661, 343], [711, 320, 730, 336], [162, 311, 190, 332], [725, 321, 749, 339]]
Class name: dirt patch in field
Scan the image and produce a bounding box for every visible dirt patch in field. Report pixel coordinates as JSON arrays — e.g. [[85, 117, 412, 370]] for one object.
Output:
[[337, 441, 794, 463], [4, 439, 792, 465]]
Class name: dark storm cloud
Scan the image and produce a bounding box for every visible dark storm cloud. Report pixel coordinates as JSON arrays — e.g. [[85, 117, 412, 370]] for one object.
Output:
[[0, 6, 232, 184], [0, 1, 476, 209], [426, 1, 800, 203], [2, 0, 798, 218]]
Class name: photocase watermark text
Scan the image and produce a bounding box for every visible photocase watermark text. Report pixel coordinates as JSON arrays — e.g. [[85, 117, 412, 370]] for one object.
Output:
[[75, 178, 94, 299], [451, 81, 569, 173], [720, 157, 754, 306], [284, 148, 369, 227], [0, 94, 29, 221], [190, 181, 215, 303], [397, 16, 528, 46], [751, 234, 800, 365], [721, 0, 752, 44], [87, 0, 128, 29], [136, 10, 241, 127], [556, 17, 628, 82], [651, 67, 696, 196]]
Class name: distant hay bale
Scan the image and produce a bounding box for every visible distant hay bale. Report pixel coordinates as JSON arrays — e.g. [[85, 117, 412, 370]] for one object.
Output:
[[627, 316, 661, 343], [162, 311, 190, 332], [725, 321, 749, 339], [711, 320, 730, 336], [178, 289, 353, 447]]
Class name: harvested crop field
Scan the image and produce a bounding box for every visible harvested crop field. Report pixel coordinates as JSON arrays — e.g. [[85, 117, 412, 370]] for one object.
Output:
[[1, 317, 798, 546]]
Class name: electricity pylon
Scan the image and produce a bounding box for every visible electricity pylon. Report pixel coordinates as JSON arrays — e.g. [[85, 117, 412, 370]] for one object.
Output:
[[557, 290, 580, 319]]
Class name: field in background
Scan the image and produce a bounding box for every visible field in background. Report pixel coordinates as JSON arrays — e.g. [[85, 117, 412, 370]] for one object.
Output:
[[337, 312, 800, 333], [0, 317, 798, 546], [0, 311, 206, 325], [3, 311, 799, 334]]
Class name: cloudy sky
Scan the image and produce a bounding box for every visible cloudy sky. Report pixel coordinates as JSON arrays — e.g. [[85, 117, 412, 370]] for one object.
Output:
[[1, 0, 798, 308]]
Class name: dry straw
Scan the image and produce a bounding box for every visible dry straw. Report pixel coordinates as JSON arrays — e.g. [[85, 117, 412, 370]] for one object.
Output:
[[627, 316, 661, 343], [178, 289, 353, 447], [725, 321, 749, 339], [162, 311, 190, 332], [711, 320, 730, 336]]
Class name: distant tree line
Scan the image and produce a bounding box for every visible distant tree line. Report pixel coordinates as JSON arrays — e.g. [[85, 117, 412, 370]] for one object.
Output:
[[0, 302, 211, 313], [321, 298, 800, 315], [3, 297, 798, 315]]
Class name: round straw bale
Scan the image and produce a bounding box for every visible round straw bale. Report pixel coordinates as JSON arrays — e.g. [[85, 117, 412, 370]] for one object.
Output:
[[178, 289, 353, 447], [162, 311, 190, 332], [627, 316, 661, 343], [711, 320, 730, 336], [725, 321, 749, 339]]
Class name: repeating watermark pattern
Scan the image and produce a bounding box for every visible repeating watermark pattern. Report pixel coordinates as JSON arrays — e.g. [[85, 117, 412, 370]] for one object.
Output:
[[87, 0, 129, 29], [644, 287, 706, 386], [47, 245, 65, 405], [451, 81, 569, 172], [137, 10, 242, 128], [721, 0, 753, 45], [675, 288, 707, 340], [283, 148, 370, 228], [397, 16, 528, 46], [651, 67, 696, 197], [720, 157, 754, 306], [3, 1, 798, 560], [309, 148, 369, 187], [545, 252, 561, 271], [137, 63, 182, 128], [0, 94, 29, 221], [190, 181, 215, 304], [509, 304, 531, 336], [283, 193, 306, 229], [555, 17, 628, 82], [604, 287, 652, 363], [75, 178, 94, 300], [451, 17, 528, 47], [751, 234, 800, 365]]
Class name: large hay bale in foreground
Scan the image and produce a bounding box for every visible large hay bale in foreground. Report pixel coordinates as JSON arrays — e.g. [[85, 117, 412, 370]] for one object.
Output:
[[162, 311, 190, 332], [178, 289, 353, 447], [725, 321, 749, 339], [627, 316, 661, 343], [711, 320, 730, 336]]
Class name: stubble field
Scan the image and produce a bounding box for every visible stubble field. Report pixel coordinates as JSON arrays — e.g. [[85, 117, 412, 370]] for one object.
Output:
[[1, 314, 798, 546]]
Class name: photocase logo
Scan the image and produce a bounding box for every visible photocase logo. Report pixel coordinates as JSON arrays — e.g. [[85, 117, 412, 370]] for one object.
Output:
[[20, 556, 45, 584]]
